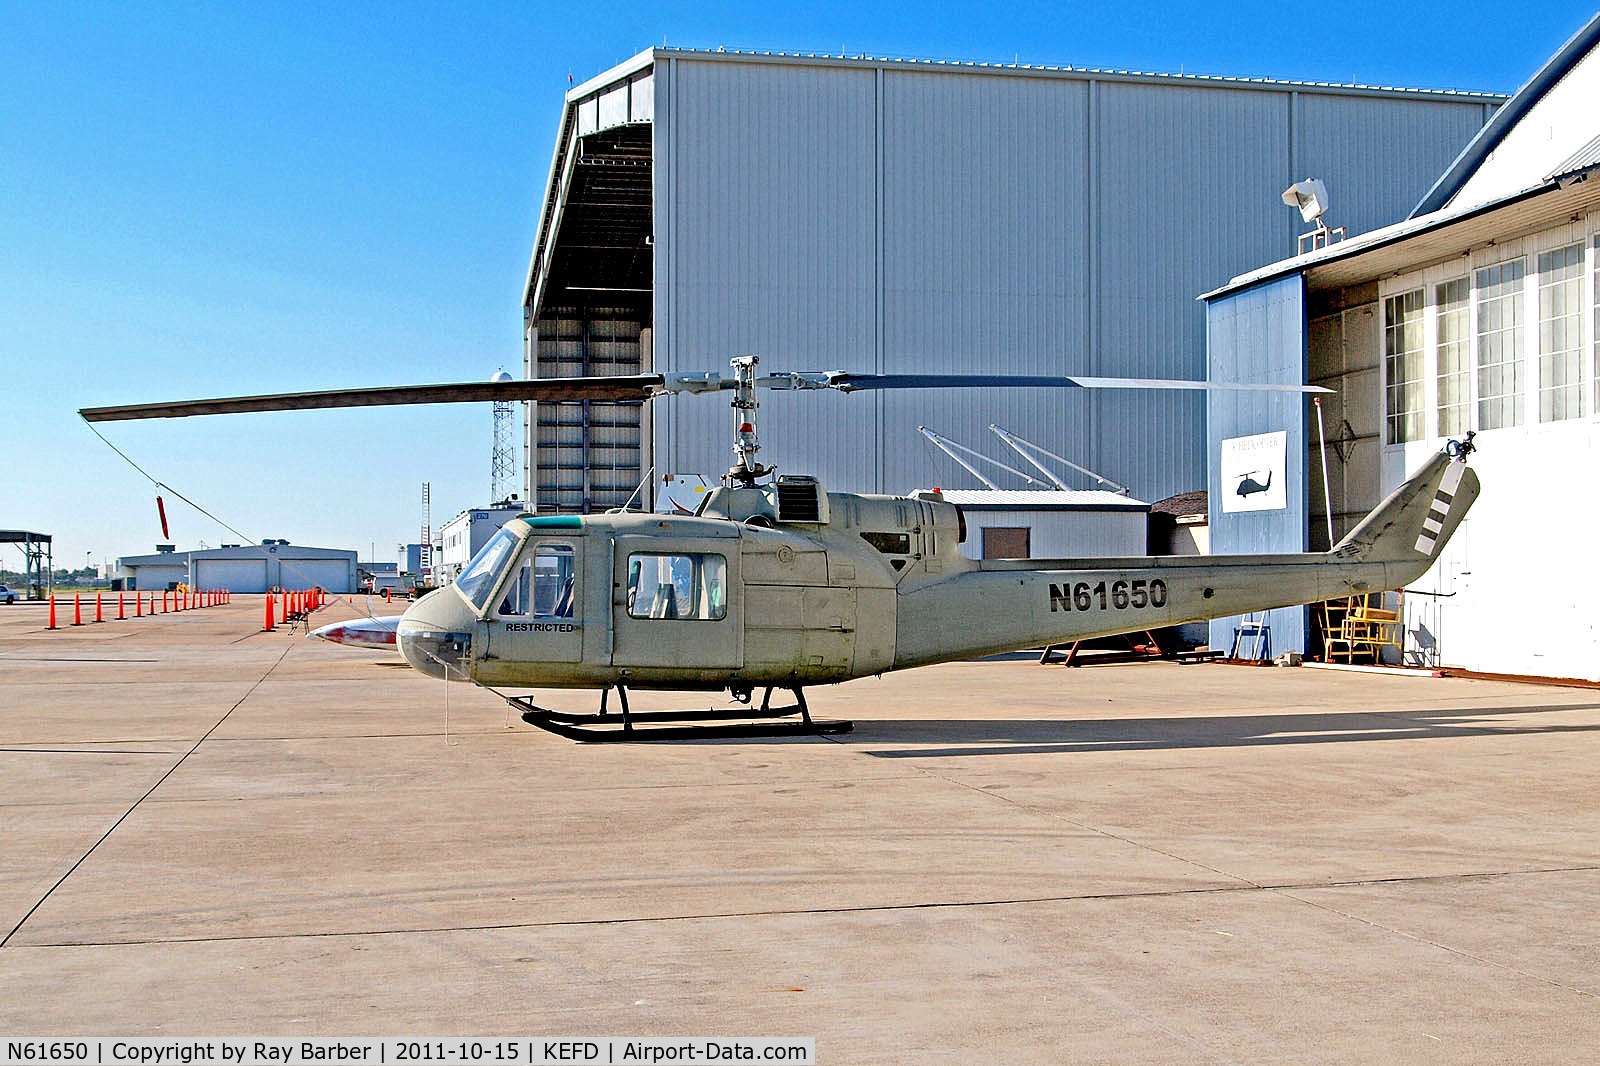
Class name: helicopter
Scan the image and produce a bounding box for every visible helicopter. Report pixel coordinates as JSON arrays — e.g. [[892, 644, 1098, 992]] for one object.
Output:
[[81, 356, 1479, 741]]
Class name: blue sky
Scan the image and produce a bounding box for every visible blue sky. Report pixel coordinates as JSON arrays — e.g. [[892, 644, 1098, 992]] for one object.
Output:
[[2, 1, 1592, 573]]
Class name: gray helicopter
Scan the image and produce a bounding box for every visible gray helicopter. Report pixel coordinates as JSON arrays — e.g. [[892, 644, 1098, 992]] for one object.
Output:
[[82, 357, 1478, 740]]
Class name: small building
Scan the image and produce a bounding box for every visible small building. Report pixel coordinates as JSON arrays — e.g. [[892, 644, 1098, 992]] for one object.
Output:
[[118, 542, 358, 593], [935, 489, 1150, 560], [358, 561, 400, 592], [1148, 491, 1209, 555], [1201, 13, 1600, 678], [435, 506, 525, 583]]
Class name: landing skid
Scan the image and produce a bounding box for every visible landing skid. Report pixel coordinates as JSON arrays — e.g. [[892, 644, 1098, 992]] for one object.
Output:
[[510, 684, 853, 742]]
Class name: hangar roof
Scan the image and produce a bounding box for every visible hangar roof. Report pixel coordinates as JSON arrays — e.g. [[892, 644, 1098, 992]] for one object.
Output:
[[931, 489, 1148, 512], [119, 545, 355, 566], [1411, 12, 1600, 216], [645, 47, 1498, 99]]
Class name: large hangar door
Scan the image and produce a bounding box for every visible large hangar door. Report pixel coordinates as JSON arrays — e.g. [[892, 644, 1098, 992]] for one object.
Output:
[[195, 558, 268, 593], [282, 560, 350, 592]]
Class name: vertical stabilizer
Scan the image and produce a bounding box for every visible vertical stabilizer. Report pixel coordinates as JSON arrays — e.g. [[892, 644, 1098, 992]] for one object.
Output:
[[1331, 446, 1479, 577]]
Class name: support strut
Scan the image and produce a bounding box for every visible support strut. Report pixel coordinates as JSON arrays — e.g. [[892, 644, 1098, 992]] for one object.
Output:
[[510, 684, 852, 742]]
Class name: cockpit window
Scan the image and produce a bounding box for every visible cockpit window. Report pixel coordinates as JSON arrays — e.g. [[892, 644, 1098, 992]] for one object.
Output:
[[454, 527, 521, 611], [499, 543, 578, 619], [626, 553, 726, 620]]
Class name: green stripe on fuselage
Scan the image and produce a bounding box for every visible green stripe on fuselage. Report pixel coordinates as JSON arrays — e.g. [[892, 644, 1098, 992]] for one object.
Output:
[[519, 515, 583, 531]]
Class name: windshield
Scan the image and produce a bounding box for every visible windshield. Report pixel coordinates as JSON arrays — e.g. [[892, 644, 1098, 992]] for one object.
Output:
[[453, 527, 522, 611]]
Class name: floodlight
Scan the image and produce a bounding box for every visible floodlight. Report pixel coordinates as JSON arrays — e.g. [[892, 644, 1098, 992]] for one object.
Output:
[[1281, 178, 1330, 224]]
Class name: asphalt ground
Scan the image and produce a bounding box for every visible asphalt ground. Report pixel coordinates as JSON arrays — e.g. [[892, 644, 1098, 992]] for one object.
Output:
[[0, 594, 1595, 1063]]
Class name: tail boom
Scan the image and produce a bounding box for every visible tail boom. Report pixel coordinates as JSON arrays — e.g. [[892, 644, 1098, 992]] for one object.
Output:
[[892, 444, 1478, 669]]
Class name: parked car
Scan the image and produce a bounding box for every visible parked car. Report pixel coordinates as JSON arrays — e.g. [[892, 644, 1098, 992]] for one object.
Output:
[[0, 584, 18, 604]]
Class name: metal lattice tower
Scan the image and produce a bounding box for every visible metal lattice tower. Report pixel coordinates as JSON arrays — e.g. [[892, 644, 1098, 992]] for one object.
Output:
[[419, 482, 432, 582], [491, 370, 519, 505]]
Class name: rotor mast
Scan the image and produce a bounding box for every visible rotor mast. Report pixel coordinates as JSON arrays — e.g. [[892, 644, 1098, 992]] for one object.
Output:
[[727, 355, 773, 487]]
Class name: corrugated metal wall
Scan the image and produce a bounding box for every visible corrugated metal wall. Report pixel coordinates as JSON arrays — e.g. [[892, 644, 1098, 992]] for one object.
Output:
[[1205, 275, 1308, 653], [645, 55, 1489, 503]]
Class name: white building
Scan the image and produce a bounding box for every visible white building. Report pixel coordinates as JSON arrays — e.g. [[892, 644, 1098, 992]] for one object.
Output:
[[1202, 13, 1600, 679], [935, 490, 1150, 559], [435, 506, 526, 583]]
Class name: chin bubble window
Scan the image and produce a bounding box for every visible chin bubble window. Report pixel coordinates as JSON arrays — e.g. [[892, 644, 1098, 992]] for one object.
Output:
[[626, 553, 726, 620]]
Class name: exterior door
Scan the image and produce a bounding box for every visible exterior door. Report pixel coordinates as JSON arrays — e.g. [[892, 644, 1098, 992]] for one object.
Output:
[[612, 535, 742, 669], [484, 538, 583, 664]]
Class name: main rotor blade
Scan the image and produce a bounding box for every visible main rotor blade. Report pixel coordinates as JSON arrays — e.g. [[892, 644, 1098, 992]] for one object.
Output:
[[823, 373, 1331, 394], [79, 375, 667, 422]]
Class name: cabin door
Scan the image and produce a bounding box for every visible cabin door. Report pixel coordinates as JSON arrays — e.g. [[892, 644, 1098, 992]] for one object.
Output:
[[611, 536, 743, 670], [482, 538, 583, 664]]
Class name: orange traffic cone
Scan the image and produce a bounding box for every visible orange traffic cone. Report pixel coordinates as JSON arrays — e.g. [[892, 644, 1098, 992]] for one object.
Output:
[[48, 596, 57, 630]]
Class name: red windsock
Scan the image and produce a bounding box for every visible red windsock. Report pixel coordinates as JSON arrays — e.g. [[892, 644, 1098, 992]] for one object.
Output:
[[156, 495, 170, 539]]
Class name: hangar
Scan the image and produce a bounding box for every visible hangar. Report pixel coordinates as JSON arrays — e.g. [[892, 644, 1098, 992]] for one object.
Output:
[[524, 48, 1501, 514], [1202, 13, 1600, 679], [117, 543, 358, 593]]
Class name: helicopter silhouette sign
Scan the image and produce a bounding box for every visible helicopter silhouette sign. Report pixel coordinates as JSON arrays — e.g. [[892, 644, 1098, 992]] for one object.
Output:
[[81, 358, 1478, 741], [1220, 430, 1288, 513]]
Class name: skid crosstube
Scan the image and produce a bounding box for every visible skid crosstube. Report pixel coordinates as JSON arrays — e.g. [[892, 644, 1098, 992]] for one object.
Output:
[[510, 684, 852, 742]]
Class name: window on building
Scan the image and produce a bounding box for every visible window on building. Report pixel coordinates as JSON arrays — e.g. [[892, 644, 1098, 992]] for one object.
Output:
[[1435, 277, 1470, 437], [1594, 235, 1600, 415], [1537, 243, 1584, 422], [1384, 289, 1425, 443], [1475, 258, 1525, 430], [498, 543, 577, 618], [626, 553, 727, 620], [981, 527, 1030, 560]]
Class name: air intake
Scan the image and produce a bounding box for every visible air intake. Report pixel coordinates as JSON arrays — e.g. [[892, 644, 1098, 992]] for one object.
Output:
[[774, 476, 824, 523]]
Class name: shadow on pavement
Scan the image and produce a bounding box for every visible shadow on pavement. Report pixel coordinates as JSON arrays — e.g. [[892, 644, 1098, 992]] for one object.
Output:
[[838, 702, 1600, 758]]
